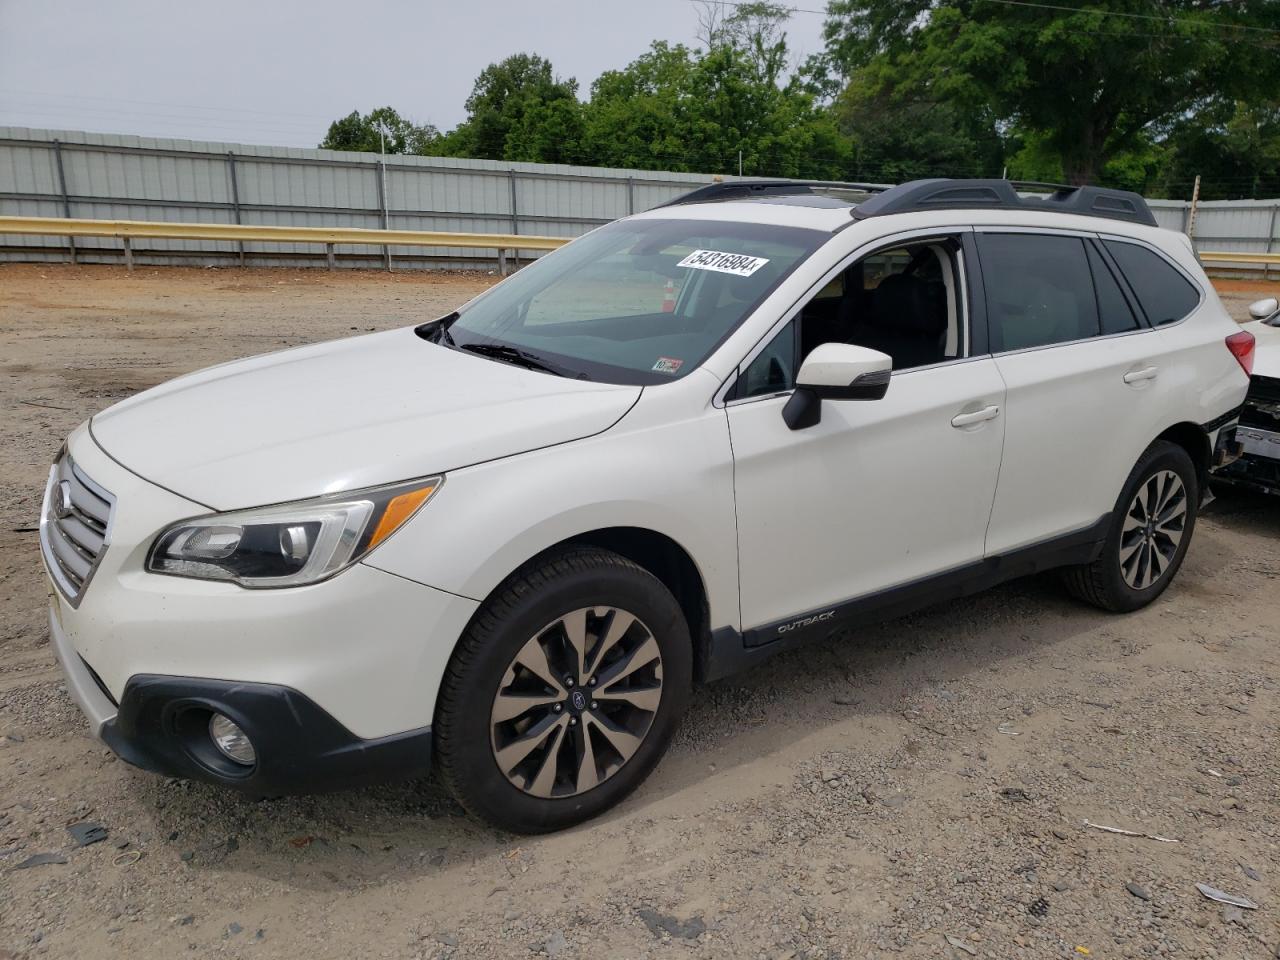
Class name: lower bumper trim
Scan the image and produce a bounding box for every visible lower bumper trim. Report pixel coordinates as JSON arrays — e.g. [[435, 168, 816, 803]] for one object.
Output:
[[99, 674, 432, 796]]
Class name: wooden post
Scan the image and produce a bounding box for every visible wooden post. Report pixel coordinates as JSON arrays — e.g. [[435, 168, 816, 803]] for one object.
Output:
[[1265, 204, 1278, 283], [123, 236, 133, 271], [326, 243, 335, 271], [498, 249, 508, 276], [1186, 174, 1201, 243]]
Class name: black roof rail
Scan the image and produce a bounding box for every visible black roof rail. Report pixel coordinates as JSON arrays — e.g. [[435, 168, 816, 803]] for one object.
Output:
[[658, 179, 892, 208], [851, 178, 1158, 227]]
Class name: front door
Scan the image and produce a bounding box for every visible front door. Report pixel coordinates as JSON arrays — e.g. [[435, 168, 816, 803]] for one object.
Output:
[[725, 234, 1006, 637]]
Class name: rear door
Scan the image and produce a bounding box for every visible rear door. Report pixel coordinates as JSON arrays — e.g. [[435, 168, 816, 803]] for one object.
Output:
[[977, 230, 1176, 555]]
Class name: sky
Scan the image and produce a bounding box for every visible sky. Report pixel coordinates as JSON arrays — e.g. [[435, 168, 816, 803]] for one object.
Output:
[[0, 0, 828, 150]]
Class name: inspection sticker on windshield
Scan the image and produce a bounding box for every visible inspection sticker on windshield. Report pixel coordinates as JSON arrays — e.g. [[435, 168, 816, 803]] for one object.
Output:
[[677, 249, 770, 277], [652, 357, 684, 375]]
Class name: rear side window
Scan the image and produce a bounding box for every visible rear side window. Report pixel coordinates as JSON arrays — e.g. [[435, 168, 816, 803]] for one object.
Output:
[[1086, 242, 1141, 334], [1103, 240, 1200, 326], [977, 234, 1099, 351]]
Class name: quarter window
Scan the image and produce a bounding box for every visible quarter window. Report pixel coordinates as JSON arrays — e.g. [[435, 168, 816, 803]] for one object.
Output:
[[977, 234, 1100, 351], [1103, 240, 1200, 326], [1086, 242, 1141, 335]]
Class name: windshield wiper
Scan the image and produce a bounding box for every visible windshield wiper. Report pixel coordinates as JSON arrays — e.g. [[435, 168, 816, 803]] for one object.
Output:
[[459, 341, 581, 378]]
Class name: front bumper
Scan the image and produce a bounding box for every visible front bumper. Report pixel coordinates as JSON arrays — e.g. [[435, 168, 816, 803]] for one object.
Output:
[[41, 423, 481, 795], [51, 606, 433, 794]]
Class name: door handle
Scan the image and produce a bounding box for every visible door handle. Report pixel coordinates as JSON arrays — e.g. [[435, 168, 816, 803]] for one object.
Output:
[[1123, 366, 1159, 384], [951, 405, 1001, 428]]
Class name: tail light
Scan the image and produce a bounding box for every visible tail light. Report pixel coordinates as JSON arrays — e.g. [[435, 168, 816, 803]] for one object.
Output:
[[1226, 330, 1256, 376]]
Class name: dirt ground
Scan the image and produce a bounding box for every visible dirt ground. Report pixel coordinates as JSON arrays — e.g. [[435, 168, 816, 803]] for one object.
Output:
[[1, 263, 1278, 960]]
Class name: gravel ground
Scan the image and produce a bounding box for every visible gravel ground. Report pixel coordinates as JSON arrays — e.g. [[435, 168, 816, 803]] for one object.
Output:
[[1, 264, 1278, 960]]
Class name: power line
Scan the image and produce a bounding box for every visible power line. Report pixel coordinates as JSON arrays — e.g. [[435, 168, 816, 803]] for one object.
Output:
[[695, 0, 826, 13], [973, 0, 1280, 36], [1055, 24, 1279, 49], [696, 0, 1280, 44]]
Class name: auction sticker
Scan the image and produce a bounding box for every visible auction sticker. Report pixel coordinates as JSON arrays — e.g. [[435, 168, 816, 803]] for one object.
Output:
[[677, 249, 770, 277], [652, 357, 684, 375]]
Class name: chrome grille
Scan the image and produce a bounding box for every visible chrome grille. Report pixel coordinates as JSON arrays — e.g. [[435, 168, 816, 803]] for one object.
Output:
[[40, 453, 115, 606]]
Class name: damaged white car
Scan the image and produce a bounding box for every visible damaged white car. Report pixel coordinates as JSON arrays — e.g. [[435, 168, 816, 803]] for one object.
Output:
[[1215, 296, 1280, 495]]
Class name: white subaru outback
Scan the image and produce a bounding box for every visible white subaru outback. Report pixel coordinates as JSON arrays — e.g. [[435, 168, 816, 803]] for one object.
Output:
[[41, 179, 1253, 833]]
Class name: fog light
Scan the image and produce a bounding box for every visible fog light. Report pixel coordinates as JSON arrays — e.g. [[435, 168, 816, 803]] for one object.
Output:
[[208, 713, 256, 766]]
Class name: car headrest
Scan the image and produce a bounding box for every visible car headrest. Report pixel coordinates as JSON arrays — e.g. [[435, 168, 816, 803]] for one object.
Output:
[[872, 274, 947, 336]]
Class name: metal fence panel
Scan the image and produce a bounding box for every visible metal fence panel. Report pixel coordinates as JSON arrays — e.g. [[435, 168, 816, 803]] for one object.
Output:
[[5, 127, 1280, 272], [1145, 200, 1186, 233], [0, 127, 717, 269]]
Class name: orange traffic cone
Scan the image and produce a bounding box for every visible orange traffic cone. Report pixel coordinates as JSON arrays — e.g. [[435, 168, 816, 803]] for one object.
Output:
[[661, 279, 676, 313]]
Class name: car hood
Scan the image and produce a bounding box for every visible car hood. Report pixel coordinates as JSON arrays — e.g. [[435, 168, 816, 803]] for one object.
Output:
[[91, 327, 641, 509], [1250, 319, 1280, 379]]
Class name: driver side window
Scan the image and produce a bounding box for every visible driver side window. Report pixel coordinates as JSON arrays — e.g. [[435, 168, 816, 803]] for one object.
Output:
[[731, 238, 966, 400]]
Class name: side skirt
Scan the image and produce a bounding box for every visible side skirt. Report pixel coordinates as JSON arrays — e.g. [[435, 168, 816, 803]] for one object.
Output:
[[700, 516, 1109, 683]]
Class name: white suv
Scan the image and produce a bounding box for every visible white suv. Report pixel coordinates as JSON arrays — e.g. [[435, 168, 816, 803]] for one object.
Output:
[[40, 179, 1253, 833]]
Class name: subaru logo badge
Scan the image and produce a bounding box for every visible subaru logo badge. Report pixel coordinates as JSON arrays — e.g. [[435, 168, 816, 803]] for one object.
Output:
[[570, 690, 587, 712], [54, 480, 74, 520]]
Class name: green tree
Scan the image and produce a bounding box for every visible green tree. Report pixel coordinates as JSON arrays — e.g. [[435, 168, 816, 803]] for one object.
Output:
[[319, 107, 438, 154], [440, 53, 583, 162], [502, 98, 586, 164], [708, 0, 791, 85], [1001, 128, 1167, 194], [833, 68, 1004, 182], [1157, 100, 1280, 199], [582, 38, 849, 178], [582, 42, 699, 169], [816, 0, 1280, 185]]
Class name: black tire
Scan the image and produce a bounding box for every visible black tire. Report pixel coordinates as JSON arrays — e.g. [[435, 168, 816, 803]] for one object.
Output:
[[434, 546, 692, 833], [1063, 440, 1199, 613]]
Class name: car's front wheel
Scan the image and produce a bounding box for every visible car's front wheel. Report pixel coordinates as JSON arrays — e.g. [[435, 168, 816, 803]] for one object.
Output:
[[434, 547, 691, 833], [1063, 440, 1199, 613]]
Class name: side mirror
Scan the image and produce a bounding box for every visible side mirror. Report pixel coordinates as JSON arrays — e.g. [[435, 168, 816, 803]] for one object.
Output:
[[1248, 297, 1278, 322], [782, 343, 893, 430]]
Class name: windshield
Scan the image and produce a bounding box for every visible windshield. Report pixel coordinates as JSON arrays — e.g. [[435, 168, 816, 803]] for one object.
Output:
[[431, 218, 826, 385]]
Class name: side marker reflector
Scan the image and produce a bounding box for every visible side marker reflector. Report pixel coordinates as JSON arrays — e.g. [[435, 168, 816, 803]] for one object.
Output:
[[367, 484, 438, 549]]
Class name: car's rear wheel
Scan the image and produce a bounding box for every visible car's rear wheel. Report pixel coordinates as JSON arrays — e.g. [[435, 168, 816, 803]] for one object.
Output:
[[435, 547, 691, 833], [1063, 440, 1198, 612]]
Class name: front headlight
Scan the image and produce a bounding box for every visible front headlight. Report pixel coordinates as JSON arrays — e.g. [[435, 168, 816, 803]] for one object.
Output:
[[147, 477, 442, 588]]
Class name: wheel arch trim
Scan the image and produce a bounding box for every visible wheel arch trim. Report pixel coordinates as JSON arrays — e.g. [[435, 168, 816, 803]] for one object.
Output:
[[408, 518, 723, 685], [1157, 420, 1212, 500]]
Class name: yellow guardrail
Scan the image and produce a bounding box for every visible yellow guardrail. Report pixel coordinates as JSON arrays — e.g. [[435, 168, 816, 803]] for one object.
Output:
[[7, 217, 1270, 274], [0, 215, 569, 270], [1198, 250, 1280, 266]]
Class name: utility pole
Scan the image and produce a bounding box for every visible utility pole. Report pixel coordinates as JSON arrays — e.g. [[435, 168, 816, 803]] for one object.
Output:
[[738, 150, 743, 178]]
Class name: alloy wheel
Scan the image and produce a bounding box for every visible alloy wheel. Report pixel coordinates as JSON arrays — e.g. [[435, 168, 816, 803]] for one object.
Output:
[[1119, 469, 1187, 590], [489, 606, 663, 798]]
